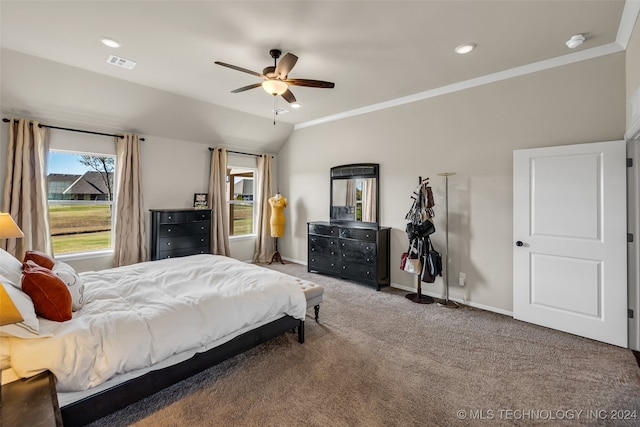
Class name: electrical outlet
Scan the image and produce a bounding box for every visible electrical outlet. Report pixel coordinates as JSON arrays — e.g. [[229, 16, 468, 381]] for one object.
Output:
[[459, 272, 466, 287]]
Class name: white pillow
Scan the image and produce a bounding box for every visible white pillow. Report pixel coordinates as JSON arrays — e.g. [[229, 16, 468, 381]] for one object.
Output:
[[0, 248, 23, 288], [52, 261, 85, 311], [0, 282, 40, 338]]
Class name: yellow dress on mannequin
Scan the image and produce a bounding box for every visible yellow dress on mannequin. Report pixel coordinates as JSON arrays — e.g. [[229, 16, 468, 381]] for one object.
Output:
[[268, 193, 288, 237]]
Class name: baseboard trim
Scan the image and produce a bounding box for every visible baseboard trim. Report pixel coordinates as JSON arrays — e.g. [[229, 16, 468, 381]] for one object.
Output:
[[390, 282, 514, 317]]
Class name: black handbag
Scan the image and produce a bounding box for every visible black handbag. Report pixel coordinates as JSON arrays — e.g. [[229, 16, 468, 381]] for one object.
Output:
[[421, 237, 442, 283], [405, 219, 435, 241]]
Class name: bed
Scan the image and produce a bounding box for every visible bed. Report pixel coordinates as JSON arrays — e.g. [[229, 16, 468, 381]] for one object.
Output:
[[0, 251, 308, 426]]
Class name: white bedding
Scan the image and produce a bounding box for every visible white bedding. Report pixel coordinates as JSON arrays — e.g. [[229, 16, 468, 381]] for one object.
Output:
[[7, 255, 306, 392]]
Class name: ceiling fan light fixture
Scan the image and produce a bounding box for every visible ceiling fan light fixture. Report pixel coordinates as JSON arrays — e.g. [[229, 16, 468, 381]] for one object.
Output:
[[455, 43, 475, 54], [262, 79, 288, 96]]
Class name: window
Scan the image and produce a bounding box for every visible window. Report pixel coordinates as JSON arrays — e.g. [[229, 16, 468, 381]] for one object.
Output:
[[227, 167, 255, 236], [47, 150, 116, 255]]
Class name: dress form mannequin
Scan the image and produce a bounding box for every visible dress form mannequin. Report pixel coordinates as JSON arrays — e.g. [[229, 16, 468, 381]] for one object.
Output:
[[268, 191, 287, 264]]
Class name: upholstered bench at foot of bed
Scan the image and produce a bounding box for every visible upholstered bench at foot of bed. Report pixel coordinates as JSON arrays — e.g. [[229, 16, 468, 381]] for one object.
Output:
[[295, 279, 324, 322]]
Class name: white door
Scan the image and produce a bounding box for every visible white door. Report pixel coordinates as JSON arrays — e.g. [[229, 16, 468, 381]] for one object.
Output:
[[513, 140, 627, 347]]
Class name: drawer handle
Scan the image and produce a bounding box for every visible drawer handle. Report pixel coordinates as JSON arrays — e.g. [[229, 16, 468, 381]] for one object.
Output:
[[201, 226, 205, 230], [167, 242, 171, 246], [200, 238, 204, 242], [168, 216, 172, 220], [168, 228, 172, 232], [366, 234, 370, 238]]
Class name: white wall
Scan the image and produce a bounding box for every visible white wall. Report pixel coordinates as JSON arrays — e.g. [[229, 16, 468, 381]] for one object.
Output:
[[277, 52, 626, 314], [0, 46, 627, 314], [0, 50, 282, 271]]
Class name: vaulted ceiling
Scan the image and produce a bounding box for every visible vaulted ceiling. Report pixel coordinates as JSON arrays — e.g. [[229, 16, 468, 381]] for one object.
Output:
[[0, 1, 634, 128]]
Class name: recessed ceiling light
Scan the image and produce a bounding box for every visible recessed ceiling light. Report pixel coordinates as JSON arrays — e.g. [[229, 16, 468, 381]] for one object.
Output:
[[100, 37, 121, 48], [565, 34, 585, 49], [291, 103, 302, 109], [455, 43, 476, 54]]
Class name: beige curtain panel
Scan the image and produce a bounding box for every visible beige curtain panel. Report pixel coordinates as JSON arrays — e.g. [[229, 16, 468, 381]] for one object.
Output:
[[208, 148, 230, 256], [2, 118, 52, 259], [114, 134, 147, 267], [253, 154, 274, 263]]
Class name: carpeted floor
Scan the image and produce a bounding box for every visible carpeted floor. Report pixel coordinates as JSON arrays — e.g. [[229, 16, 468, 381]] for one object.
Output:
[[88, 263, 640, 426]]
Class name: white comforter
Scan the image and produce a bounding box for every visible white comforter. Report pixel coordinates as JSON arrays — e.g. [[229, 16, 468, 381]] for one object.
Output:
[[9, 255, 307, 392]]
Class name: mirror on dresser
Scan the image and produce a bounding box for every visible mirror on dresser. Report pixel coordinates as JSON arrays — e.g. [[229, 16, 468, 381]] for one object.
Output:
[[308, 163, 390, 290], [330, 163, 379, 226]]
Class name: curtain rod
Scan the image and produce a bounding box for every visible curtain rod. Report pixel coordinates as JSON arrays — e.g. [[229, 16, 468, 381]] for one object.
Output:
[[208, 147, 273, 158], [2, 118, 145, 141]]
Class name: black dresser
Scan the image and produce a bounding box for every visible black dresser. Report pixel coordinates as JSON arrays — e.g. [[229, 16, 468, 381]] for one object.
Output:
[[307, 221, 390, 290], [150, 209, 212, 260]]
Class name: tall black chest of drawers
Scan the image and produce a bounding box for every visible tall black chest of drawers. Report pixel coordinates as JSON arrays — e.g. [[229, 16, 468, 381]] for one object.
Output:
[[307, 221, 390, 290], [150, 209, 212, 260]]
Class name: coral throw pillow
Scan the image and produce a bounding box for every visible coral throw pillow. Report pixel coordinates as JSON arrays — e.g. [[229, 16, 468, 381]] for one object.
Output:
[[21, 266, 72, 322], [23, 250, 56, 270]]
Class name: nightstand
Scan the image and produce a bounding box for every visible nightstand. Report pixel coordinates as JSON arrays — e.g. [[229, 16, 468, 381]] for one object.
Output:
[[0, 371, 62, 426]]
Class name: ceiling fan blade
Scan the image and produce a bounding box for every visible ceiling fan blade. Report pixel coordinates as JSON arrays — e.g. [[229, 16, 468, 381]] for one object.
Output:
[[285, 78, 335, 89], [274, 53, 298, 79], [231, 83, 263, 93], [281, 88, 297, 103], [215, 61, 264, 78]]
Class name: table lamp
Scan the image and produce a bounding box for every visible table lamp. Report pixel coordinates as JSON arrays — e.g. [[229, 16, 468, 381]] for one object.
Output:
[[0, 212, 24, 405]]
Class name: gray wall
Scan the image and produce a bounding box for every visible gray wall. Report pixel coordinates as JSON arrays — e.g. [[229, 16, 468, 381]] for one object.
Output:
[[277, 53, 625, 313], [0, 47, 628, 314]]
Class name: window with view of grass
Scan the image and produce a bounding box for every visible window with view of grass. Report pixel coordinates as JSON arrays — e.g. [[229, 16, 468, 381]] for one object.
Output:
[[48, 151, 116, 255], [227, 167, 255, 236]]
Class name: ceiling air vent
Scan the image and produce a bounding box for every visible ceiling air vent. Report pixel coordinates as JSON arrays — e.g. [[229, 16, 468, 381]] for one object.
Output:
[[273, 108, 289, 115], [106, 55, 136, 70]]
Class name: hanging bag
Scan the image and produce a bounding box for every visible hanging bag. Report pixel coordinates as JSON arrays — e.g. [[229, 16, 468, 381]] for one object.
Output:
[[403, 240, 422, 275], [421, 237, 442, 283]]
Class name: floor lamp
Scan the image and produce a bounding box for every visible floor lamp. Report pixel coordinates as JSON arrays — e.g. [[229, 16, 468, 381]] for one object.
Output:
[[436, 173, 458, 308]]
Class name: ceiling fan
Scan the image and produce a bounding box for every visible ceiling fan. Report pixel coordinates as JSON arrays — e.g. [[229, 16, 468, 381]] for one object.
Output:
[[215, 49, 335, 104]]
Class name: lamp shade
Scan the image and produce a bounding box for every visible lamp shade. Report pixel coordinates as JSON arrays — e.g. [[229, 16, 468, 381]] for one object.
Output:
[[262, 79, 288, 96], [0, 213, 24, 239], [0, 283, 23, 326]]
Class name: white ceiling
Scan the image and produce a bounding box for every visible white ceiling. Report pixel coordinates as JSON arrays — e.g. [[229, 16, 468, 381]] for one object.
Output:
[[0, 1, 635, 127]]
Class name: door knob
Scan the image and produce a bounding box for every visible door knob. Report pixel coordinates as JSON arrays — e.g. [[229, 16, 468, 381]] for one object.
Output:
[[516, 241, 524, 247]]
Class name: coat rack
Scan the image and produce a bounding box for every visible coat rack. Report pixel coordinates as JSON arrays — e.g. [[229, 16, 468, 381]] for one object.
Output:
[[405, 176, 435, 304], [436, 172, 458, 308]]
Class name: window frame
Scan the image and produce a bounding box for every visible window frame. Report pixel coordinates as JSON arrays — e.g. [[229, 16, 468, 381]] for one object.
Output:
[[227, 166, 257, 239], [47, 148, 117, 258]]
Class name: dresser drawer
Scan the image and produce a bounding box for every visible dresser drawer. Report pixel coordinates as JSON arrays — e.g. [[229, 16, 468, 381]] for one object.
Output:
[[159, 235, 209, 251], [158, 246, 210, 259], [158, 211, 189, 224], [339, 227, 377, 242], [340, 262, 377, 284], [188, 210, 211, 222], [159, 222, 210, 238], [308, 254, 340, 271], [340, 239, 376, 264], [309, 235, 339, 252], [308, 223, 338, 237]]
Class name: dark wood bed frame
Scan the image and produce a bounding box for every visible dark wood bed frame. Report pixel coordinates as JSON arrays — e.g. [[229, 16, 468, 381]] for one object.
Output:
[[61, 316, 304, 426]]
